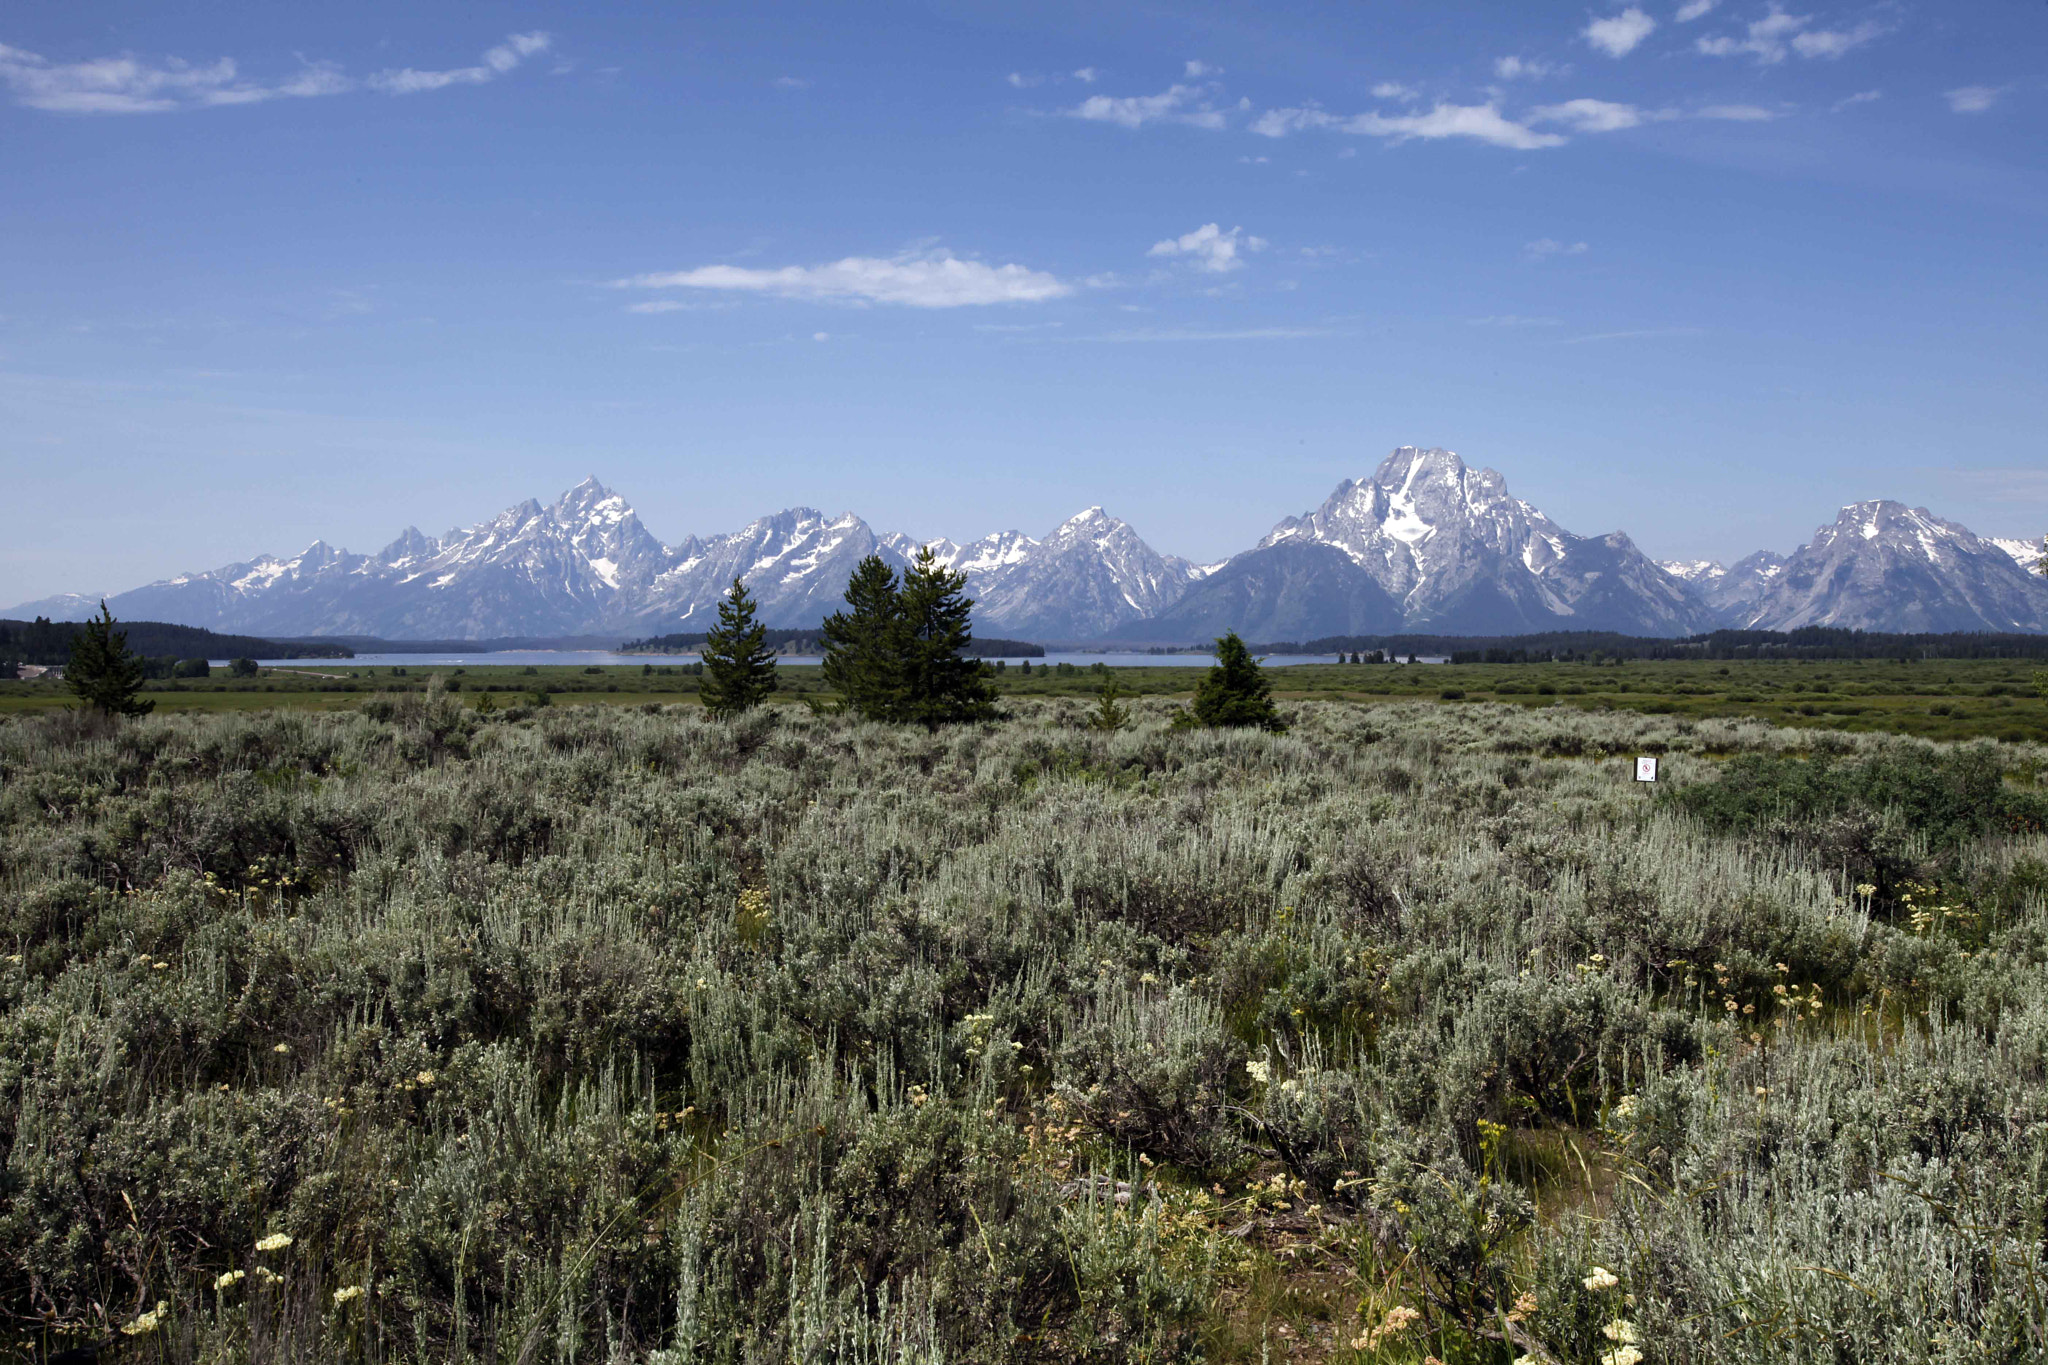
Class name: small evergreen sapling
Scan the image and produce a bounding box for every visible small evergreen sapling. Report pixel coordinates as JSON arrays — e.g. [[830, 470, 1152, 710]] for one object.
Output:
[[699, 578, 779, 717], [1089, 677, 1131, 732], [1175, 631, 1285, 733], [67, 600, 153, 717]]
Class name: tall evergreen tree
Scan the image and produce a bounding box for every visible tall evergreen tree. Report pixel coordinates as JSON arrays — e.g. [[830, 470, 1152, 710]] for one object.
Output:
[[1176, 631, 1285, 733], [897, 546, 999, 728], [699, 578, 778, 717], [820, 555, 907, 721], [67, 601, 153, 717]]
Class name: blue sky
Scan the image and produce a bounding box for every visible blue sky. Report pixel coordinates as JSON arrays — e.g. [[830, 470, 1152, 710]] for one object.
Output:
[[3, 0, 2043, 602]]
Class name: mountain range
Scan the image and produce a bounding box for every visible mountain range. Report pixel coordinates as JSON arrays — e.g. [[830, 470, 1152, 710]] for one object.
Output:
[[10, 449, 2047, 642]]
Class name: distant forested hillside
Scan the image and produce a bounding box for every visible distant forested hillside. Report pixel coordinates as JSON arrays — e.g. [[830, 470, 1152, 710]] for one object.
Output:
[[621, 628, 1045, 658], [1254, 627, 2048, 662], [0, 617, 352, 666]]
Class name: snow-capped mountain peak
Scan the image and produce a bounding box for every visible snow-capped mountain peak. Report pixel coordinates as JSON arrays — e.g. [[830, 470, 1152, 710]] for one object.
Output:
[[1993, 536, 2045, 573], [1239, 446, 1702, 634], [18, 461, 2045, 642], [1657, 559, 1727, 584], [1727, 500, 2048, 633]]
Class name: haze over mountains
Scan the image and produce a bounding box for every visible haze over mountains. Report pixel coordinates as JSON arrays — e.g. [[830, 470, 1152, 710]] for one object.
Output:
[[11, 449, 2047, 642]]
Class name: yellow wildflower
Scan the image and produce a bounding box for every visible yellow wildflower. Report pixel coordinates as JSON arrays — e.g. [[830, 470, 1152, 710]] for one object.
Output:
[[1583, 1266, 1620, 1292], [120, 1301, 169, 1336], [215, 1269, 246, 1290], [256, 1232, 294, 1252]]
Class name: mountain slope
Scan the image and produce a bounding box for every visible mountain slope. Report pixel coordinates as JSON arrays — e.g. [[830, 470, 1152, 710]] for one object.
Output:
[[952, 508, 1196, 641], [1124, 540, 1405, 642], [14, 463, 2045, 641], [1150, 447, 1711, 641], [1740, 502, 2048, 633]]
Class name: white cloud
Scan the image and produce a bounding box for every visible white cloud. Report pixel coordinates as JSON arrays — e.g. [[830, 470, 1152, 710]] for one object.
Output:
[[773, 76, 809, 90], [1832, 89, 1880, 111], [1470, 314, 1564, 326], [1493, 56, 1555, 80], [1093, 326, 1342, 342], [1254, 100, 1565, 150], [1790, 20, 1889, 58], [0, 40, 349, 113], [1697, 103, 1779, 120], [1697, 9, 1887, 64], [1675, 0, 1719, 20], [1184, 59, 1219, 78], [812, 332, 830, 342], [1524, 238, 1590, 260], [370, 31, 551, 94], [1945, 85, 2003, 114], [1006, 72, 1037, 89], [1372, 81, 1419, 98], [1561, 326, 1704, 342], [1147, 223, 1268, 273], [1068, 82, 1226, 129], [614, 249, 1072, 308], [1585, 8, 1658, 58], [1072, 67, 1099, 83], [1530, 97, 1648, 132]]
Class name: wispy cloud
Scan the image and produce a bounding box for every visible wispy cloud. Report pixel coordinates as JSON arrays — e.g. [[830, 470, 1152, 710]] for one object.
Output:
[[1529, 97, 1652, 132], [0, 39, 347, 113], [772, 76, 809, 90], [1254, 101, 1564, 150], [1470, 314, 1564, 326], [1945, 85, 2003, 114], [1147, 223, 1267, 273], [1091, 326, 1343, 343], [1372, 81, 1420, 99], [1067, 82, 1230, 130], [1524, 238, 1590, 261], [369, 31, 551, 94], [1696, 9, 1888, 64], [1072, 67, 1099, 83], [613, 249, 1072, 308], [1676, 0, 1720, 20], [1697, 103, 1779, 120], [1585, 8, 1658, 58], [1831, 89, 1881, 111], [1184, 59, 1220, 78], [1492, 56, 1556, 80], [1560, 326, 1705, 343]]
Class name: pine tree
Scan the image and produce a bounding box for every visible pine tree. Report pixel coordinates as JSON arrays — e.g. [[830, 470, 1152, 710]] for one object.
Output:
[[897, 547, 1000, 728], [67, 601, 153, 717], [1176, 631, 1284, 733], [821, 555, 907, 720], [699, 578, 779, 717], [1088, 677, 1131, 732]]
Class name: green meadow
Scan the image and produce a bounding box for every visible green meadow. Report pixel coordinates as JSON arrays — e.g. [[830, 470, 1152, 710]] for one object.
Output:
[[4, 683, 2048, 1362], [4, 657, 2044, 744]]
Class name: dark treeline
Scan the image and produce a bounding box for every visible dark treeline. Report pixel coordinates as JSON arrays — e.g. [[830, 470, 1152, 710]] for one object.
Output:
[[1252, 627, 2048, 662], [272, 634, 627, 654], [0, 617, 351, 667], [622, 628, 1045, 658]]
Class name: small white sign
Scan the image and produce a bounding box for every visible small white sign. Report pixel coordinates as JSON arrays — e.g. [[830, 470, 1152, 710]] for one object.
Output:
[[1635, 756, 1659, 783]]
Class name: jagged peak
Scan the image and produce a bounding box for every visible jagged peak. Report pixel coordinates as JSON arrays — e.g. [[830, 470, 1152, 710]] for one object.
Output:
[[377, 526, 437, 562], [1370, 445, 1466, 488]]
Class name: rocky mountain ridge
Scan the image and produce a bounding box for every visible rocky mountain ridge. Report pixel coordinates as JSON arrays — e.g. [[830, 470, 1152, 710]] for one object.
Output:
[[10, 456, 2046, 641]]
